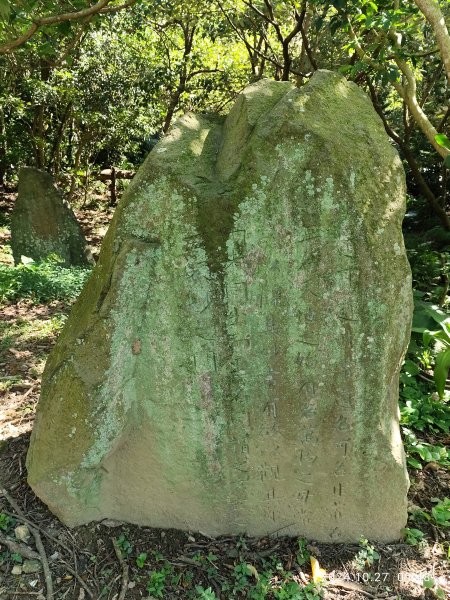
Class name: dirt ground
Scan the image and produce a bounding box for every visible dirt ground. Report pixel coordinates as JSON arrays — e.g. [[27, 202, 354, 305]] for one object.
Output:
[[0, 189, 449, 600]]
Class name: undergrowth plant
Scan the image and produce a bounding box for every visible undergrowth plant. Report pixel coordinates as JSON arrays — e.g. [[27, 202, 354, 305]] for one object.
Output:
[[411, 294, 450, 399], [0, 256, 91, 303], [431, 498, 450, 527], [352, 538, 380, 572], [146, 564, 173, 598], [194, 586, 218, 600], [409, 497, 450, 527], [401, 427, 450, 469], [423, 575, 447, 600], [399, 311, 450, 469], [406, 237, 449, 306], [219, 557, 322, 600], [402, 527, 426, 546], [0, 513, 15, 532]]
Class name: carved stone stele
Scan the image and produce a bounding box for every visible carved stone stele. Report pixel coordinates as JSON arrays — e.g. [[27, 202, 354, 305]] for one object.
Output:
[[27, 71, 412, 542]]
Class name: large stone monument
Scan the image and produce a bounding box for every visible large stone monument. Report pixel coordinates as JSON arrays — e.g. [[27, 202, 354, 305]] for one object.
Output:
[[27, 71, 412, 542], [11, 167, 92, 266]]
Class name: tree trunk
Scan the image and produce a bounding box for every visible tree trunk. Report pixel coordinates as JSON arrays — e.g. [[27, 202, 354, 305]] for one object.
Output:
[[68, 137, 85, 200], [162, 22, 195, 133], [368, 78, 450, 230], [415, 0, 450, 85], [49, 102, 72, 177], [32, 59, 51, 169]]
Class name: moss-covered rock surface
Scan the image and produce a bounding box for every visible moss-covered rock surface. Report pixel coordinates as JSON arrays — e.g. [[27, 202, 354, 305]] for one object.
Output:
[[27, 71, 412, 542]]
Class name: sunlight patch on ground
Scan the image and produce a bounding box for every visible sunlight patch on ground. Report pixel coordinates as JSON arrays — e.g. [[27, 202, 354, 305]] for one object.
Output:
[[0, 304, 67, 440]]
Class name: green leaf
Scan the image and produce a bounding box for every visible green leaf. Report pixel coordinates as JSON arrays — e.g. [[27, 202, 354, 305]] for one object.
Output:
[[19, 255, 35, 265], [445, 154, 450, 169], [339, 64, 353, 74], [412, 298, 449, 332], [422, 328, 450, 347], [436, 587, 446, 600], [136, 552, 147, 568], [434, 348, 450, 399], [435, 133, 450, 151], [403, 359, 419, 376], [387, 66, 400, 82], [407, 457, 422, 469], [11, 553, 23, 563], [37, 41, 56, 58], [423, 329, 435, 347], [57, 21, 72, 35]]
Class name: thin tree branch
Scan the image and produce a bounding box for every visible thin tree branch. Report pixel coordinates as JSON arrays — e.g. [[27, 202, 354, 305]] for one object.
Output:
[[49, 19, 92, 68], [187, 68, 223, 80], [415, 0, 450, 85], [98, 0, 137, 14], [300, 18, 317, 70], [392, 49, 447, 158], [217, 2, 286, 73], [438, 104, 450, 132], [0, 0, 136, 54], [368, 78, 450, 230], [386, 46, 439, 59], [0, 531, 41, 560], [281, 8, 305, 80], [345, 16, 449, 159], [0, 488, 54, 600], [246, 0, 303, 80], [112, 538, 129, 600], [243, 0, 277, 28], [419, 63, 443, 108]]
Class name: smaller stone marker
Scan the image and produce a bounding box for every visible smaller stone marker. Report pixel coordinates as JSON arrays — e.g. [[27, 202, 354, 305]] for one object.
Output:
[[11, 167, 92, 266]]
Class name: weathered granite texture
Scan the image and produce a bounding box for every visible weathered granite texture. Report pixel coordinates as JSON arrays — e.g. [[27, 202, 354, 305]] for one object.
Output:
[[11, 167, 92, 266], [27, 71, 412, 542]]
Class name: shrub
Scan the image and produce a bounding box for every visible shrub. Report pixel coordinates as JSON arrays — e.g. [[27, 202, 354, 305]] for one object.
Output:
[[0, 256, 91, 303]]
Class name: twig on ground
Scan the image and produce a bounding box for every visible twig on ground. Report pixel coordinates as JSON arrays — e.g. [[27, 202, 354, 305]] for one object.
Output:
[[33, 531, 54, 600], [256, 544, 281, 557], [5, 592, 42, 596], [0, 530, 40, 559], [59, 559, 95, 599], [1, 510, 72, 553], [170, 555, 209, 570], [0, 486, 23, 516], [267, 523, 295, 537], [328, 579, 377, 598], [0, 487, 54, 600], [19, 384, 36, 402], [112, 537, 129, 600], [197, 530, 215, 540]]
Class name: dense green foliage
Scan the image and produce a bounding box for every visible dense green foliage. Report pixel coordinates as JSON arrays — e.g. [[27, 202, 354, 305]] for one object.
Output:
[[399, 302, 450, 469], [0, 0, 449, 227], [0, 256, 91, 302]]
